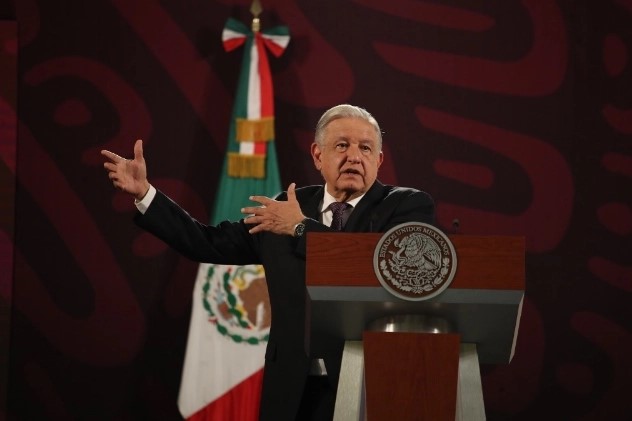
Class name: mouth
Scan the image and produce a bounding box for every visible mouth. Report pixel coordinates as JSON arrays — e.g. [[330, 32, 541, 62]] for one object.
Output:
[[340, 168, 362, 177]]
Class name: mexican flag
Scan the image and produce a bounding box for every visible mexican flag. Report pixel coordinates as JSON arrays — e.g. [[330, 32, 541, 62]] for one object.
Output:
[[177, 16, 289, 421]]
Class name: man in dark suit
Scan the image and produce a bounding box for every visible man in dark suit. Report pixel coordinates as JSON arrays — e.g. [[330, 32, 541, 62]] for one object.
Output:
[[102, 104, 435, 421]]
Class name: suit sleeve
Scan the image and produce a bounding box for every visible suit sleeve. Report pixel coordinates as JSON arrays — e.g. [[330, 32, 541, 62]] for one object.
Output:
[[379, 188, 436, 231], [274, 189, 334, 260], [133, 190, 261, 265], [292, 217, 334, 259]]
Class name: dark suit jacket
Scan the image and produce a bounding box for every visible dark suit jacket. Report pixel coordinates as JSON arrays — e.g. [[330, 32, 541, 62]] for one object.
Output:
[[135, 180, 435, 421]]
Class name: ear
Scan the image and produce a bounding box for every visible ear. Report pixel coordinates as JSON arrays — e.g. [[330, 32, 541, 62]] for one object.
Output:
[[377, 150, 384, 168], [311, 142, 322, 170]]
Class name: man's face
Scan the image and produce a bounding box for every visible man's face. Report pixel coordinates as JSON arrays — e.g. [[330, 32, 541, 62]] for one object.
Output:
[[311, 117, 384, 201]]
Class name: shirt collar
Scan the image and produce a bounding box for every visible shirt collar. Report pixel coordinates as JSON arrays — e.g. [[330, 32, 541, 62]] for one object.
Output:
[[320, 184, 365, 213]]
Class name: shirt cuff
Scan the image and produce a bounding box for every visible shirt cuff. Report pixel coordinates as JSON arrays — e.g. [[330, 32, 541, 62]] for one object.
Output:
[[134, 185, 156, 214]]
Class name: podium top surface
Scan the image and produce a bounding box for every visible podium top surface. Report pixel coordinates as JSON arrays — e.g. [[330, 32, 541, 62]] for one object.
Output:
[[307, 233, 524, 291]]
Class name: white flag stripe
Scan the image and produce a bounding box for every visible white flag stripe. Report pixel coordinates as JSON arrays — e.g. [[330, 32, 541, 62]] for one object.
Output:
[[239, 141, 255, 155], [222, 28, 245, 42], [262, 33, 290, 49], [247, 40, 262, 119]]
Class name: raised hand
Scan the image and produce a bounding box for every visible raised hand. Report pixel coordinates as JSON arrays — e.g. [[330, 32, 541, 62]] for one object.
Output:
[[242, 183, 305, 236], [101, 139, 150, 200]]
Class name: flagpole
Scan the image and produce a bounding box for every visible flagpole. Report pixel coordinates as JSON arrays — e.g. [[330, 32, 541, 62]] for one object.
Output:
[[250, 0, 262, 32]]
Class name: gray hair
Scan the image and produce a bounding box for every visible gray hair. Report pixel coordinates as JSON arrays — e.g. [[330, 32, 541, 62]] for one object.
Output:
[[314, 104, 383, 149]]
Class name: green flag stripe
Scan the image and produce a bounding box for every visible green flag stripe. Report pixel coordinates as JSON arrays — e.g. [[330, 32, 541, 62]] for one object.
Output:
[[211, 23, 282, 225]]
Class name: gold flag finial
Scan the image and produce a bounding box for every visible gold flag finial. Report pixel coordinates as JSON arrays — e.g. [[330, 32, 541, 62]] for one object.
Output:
[[250, 0, 262, 32]]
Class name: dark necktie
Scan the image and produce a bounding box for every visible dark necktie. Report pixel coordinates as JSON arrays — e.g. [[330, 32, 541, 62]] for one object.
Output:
[[330, 202, 350, 231]]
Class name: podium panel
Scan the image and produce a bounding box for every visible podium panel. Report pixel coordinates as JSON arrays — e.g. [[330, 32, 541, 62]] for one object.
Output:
[[363, 332, 460, 421]]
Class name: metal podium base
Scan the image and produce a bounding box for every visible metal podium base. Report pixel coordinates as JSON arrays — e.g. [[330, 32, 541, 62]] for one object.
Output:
[[333, 340, 486, 421], [366, 314, 453, 334]]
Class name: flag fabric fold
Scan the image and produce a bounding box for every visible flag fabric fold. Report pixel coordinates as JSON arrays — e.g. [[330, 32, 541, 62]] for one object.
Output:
[[177, 16, 289, 421]]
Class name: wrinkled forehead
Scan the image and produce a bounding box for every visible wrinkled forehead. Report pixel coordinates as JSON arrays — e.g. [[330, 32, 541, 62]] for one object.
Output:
[[319, 117, 382, 149]]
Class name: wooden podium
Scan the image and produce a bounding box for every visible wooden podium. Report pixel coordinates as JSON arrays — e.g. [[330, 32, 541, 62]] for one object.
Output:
[[306, 233, 525, 421]]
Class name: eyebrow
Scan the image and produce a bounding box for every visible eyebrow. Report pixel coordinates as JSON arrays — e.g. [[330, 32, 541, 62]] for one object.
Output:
[[333, 136, 376, 143]]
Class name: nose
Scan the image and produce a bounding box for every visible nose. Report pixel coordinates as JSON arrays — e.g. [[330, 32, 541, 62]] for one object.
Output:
[[347, 145, 361, 163]]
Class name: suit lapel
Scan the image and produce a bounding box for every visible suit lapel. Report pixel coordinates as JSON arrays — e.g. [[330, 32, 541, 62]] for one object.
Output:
[[296, 182, 387, 231], [301, 185, 325, 221], [344, 181, 385, 232]]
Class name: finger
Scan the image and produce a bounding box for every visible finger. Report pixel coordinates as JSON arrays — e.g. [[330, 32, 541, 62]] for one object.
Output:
[[247, 220, 269, 234], [133, 139, 143, 161], [241, 206, 266, 215], [103, 162, 119, 171], [101, 149, 124, 162], [286, 182, 297, 202], [249, 195, 273, 206], [243, 215, 261, 225]]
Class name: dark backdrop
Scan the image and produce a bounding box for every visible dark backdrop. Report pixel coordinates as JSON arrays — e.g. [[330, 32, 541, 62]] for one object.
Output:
[[1, 0, 631, 420]]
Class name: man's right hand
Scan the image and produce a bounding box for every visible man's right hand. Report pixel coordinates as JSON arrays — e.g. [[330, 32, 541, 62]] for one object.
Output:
[[101, 139, 150, 200]]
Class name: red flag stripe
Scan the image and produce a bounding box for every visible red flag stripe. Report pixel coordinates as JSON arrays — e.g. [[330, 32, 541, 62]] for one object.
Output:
[[255, 33, 273, 118], [187, 369, 264, 421]]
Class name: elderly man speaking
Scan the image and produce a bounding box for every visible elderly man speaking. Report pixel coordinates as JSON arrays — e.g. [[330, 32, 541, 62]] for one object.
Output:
[[102, 104, 435, 421]]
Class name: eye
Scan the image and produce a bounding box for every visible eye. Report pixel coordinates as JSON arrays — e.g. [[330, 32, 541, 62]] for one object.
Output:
[[361, 145, 372, 153], [335, 142, 348, 151]]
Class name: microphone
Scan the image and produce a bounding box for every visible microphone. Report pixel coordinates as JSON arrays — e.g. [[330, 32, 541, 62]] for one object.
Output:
[[369, 213, 378, 232], [452, 218, 460, 234]]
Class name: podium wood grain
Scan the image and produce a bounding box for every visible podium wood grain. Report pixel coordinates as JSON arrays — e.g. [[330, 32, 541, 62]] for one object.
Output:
[[306, 233, 524, 291], [363, 331, 460, 421]]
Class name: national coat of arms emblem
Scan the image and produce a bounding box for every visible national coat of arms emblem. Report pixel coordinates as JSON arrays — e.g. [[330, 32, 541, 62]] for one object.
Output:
[[373, 222, 457, 301], [202, 264, 270, 344]]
